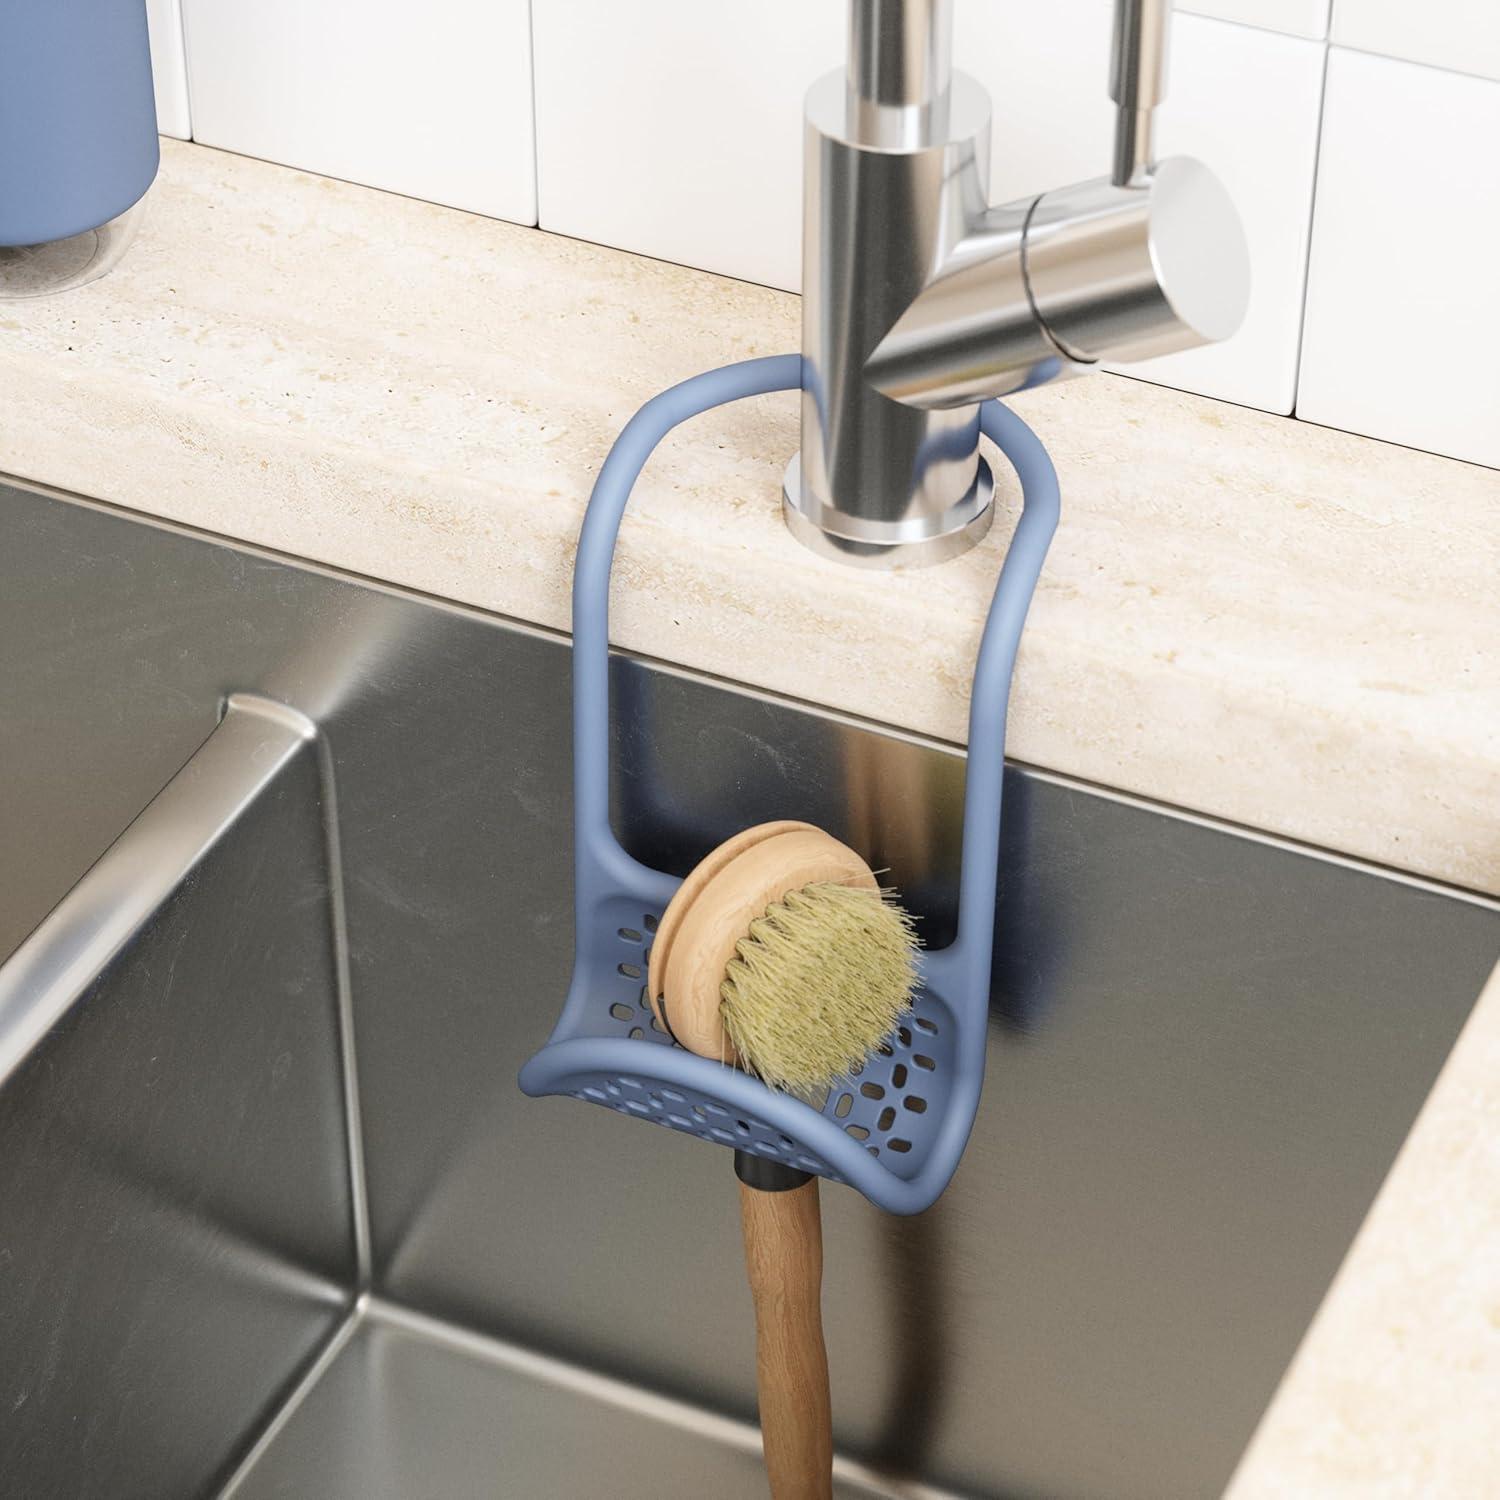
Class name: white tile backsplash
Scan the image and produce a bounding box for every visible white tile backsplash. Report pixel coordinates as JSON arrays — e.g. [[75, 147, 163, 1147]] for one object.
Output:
[[1296, 48, 1500, 469], [181, 0, 536, 225], [147, 0, 1500, 468], [534, 1, 1321, 414], [958, 6, 1325, 412], [1332, 0, 1500, 84], [956, 0, 1111, 205], [145, 0, 191, 140], [534, 0, 841, 291]]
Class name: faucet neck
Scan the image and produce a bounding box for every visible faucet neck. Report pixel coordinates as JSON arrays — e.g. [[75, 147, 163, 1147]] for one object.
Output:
[[846, 0, 953, 145], [1109, 0, 1170, 183]]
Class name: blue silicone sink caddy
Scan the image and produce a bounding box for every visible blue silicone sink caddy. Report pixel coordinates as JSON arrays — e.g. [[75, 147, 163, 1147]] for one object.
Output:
[[519, 354, 1059, 1214]]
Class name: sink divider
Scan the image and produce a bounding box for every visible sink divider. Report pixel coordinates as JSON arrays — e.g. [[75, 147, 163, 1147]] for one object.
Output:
[[0, 694, 319, 1085]]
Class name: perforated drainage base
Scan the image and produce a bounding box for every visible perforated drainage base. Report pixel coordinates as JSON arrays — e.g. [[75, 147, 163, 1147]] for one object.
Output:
[[223, 1299, 962, 1500], [569, 909, 959, 1182]]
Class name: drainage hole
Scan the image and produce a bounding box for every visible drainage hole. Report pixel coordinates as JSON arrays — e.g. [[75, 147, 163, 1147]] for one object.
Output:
[[617, 927, 643, 943], [913, 1053, 936, 1071], [903, 1096, 927, 1113], [891, 1064, 908, 1088], [833, 1093, 853, 1119], [618, 963, 642, 980], [914, 1016, 938, 1035], [845, 1125, 870, 1141], [610, 1003, 634, 1022], [888, 1138, 912, 1153], [876, 1106, 897, 1132], [859, 1082, 885, 1100]]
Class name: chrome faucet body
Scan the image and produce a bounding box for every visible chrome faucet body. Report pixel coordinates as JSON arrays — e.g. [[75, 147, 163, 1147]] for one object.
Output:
[[784, 0, 1250, 567]]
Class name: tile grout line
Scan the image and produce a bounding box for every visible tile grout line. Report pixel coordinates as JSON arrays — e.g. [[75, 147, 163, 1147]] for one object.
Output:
[[1327, 35, 1500, 88], [1288, 33, 1334, 417], [525, 0, 542, 229], [175, 0, 197, 141]]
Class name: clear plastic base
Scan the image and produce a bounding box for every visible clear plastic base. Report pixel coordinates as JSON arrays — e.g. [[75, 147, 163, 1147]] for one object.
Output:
[[0, 194, 148, 300]]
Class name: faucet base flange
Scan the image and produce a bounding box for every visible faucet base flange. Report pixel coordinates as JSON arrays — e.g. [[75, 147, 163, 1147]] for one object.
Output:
[[781, 453, 995, 569]]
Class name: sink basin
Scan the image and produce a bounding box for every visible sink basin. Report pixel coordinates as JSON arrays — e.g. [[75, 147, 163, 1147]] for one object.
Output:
[[2, 475, 1495, 1499]]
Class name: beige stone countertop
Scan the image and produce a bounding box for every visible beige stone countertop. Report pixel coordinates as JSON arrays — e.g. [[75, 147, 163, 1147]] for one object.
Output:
[[2, 140, 1498, 1496], [2, 141, 1497, 898]]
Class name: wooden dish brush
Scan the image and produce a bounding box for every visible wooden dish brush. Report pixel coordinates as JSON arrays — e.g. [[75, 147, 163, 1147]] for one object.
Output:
[[648, 820, 918, 1500]]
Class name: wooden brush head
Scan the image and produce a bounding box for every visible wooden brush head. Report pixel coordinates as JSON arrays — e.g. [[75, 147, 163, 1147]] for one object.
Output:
[[647, 821, 917, 1092]]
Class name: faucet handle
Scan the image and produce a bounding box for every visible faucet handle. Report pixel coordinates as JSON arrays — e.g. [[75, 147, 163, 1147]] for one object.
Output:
[[864, 150, 1250, 407], [1110, 0, 1171, 185], [863, 0, 1248, 410], [1024, 156, 1249, 366], [1026, 0, 1247, 366]]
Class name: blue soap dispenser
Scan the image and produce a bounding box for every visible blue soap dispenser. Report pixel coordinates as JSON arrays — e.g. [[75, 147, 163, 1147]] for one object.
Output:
[[0, 0, 160, 298]]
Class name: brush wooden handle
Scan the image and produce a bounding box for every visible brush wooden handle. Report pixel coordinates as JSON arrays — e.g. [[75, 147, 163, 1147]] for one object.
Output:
[[739, 1177, 833, 1500]]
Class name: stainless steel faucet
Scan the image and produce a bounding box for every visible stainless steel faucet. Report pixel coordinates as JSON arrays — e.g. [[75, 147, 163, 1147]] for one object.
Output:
[[783, 0, 1250, 566]]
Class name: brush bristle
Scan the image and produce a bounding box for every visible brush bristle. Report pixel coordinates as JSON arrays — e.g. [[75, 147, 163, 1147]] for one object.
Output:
[[718, 881, 918, 1095]]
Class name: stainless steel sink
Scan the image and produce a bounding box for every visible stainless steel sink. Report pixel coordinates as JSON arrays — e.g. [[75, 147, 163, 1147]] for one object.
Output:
[[2, 475, 1495, 1500]]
